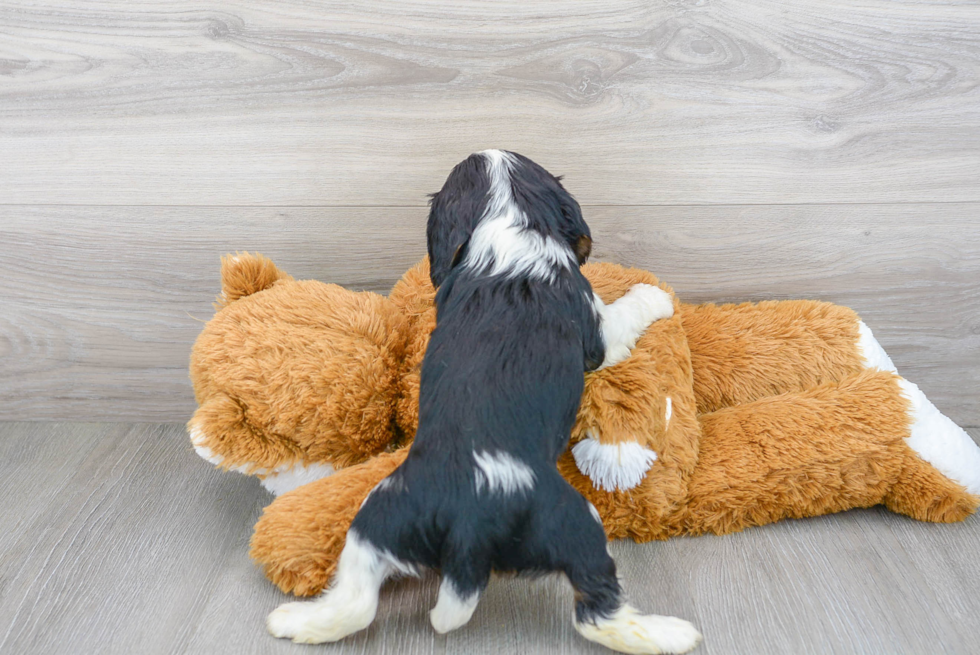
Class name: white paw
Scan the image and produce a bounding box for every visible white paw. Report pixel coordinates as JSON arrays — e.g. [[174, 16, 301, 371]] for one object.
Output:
[[576, 606, 702, 654], [267, 601, 328, 644], [267, 602, 315, 641], [636, 615, 703, 654], [626, 284, 675, 326], [571, 433, 658, 492]]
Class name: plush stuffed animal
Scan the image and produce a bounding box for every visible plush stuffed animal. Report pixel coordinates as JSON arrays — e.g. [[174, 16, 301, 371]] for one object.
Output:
[[189, 253, 980, 597]]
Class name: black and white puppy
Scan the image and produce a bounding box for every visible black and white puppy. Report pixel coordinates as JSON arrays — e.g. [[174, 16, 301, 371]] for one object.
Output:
[[267, 150, 702, 654]]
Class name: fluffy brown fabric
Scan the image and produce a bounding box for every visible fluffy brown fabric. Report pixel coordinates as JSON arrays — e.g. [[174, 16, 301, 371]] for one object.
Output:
[[215, 252, 293, 309], [189, 259, 411, 472], [387, 260, 436, 444], [186, 254, 977, 596], [676, 369, 976, 537], [680, 300, 866, 415]]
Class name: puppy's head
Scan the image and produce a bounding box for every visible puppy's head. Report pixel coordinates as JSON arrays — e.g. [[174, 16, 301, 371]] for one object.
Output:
[[427, 150, 591, 288]]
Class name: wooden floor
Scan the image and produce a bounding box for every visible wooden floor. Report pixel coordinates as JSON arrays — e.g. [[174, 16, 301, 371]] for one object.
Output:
[[2, 421, 979, 655]]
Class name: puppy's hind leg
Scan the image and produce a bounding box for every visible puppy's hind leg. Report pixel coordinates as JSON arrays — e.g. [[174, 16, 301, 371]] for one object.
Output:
[[530, 481, 701, 654], [267, 528, 408, 643], [430, 576, 482, 634], [430, 534, 490, 634]]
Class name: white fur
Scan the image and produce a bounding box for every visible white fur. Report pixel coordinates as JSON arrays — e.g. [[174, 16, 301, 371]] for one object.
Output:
[[473, 450, 536, 494], [430, 577, 481, 634], [189, 426, 335, 495], [259, 462, 337, 496], [594, 285, 674, 369], [466, 214, 576, 281], [856, 320, 980, 494], [480, 149, 517, 224], [574, 604, 702, 655], [856, 320, 898, 372], [267, 529, 416, 643], [587, 501, 603, 525], [665, 396, 673, 426], [571, 432, 658, 492], [462, 149, 575, 282], [190, 426, 268, 474], [899, 378, 980, 495]]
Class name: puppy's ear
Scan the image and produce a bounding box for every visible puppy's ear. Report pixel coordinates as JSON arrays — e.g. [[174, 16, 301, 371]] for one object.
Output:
[[427, 155, 489, 287], [558, 190, 592, 266], [574, 234, 592, 265]]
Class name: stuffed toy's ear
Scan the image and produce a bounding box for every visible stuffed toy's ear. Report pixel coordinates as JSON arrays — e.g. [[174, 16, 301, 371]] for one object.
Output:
[[215, 252, 292, 308]]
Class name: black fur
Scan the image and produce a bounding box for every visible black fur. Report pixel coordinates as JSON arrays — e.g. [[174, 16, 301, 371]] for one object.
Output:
[[353, 151, 623, 625], [427, 152, 593, 288]]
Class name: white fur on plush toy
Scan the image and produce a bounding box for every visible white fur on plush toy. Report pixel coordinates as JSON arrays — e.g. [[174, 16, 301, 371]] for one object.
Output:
[[190, 428, 335, 495], [571, 433, 659, 492], [856, 321, 980, 494], [594, 284, 675, 369]]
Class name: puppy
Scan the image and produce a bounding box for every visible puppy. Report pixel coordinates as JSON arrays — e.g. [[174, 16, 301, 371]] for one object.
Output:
[[267, 150, 702, 654]]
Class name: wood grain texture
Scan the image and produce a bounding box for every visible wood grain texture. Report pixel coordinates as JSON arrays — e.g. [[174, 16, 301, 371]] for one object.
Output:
[[1, 0, 979, 205], [1, 422, 979, 654], [2, 204, 977, 425]]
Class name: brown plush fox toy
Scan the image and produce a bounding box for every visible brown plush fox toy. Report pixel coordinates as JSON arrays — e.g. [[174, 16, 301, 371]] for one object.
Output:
[[188, 253, 980, 597]]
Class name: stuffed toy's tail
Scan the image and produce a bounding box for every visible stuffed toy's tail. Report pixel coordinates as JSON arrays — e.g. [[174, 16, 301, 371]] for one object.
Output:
[[216, 252, 293, 308]]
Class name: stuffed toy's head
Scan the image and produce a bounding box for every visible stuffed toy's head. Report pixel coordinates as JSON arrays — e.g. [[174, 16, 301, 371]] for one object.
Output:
[[188, 254, 413, 484]]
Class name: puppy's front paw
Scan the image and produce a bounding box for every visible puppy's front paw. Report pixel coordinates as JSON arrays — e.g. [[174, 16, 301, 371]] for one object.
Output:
[[267, 601, 325, 643], [625, 283, 674, 326]]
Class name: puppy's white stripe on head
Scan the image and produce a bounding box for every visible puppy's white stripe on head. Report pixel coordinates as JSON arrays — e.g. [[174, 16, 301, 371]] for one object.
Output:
[[473, 450, 536, 494], [430, 576, 481, 634], [480, 149, 518, 225], [462, 149, 576, 282]]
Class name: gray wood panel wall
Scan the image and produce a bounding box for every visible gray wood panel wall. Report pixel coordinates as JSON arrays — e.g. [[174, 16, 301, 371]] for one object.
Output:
[[1, 0, 978, 424]]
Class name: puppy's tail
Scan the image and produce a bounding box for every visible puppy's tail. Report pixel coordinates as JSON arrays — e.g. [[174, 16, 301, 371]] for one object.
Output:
[[215, 252, 293, 309]]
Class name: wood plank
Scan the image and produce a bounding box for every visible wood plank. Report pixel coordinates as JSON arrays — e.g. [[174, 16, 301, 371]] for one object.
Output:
[[0, 206, 429, 423], [2, 203, 977, 424], [1, 423, 978, 654], [1, 0, 979, 205], [0, 423, 272, 654]]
